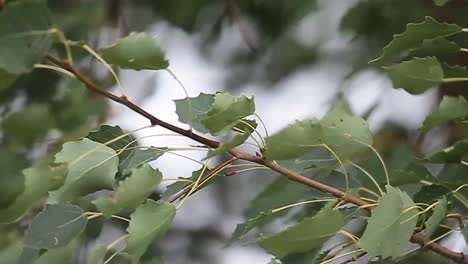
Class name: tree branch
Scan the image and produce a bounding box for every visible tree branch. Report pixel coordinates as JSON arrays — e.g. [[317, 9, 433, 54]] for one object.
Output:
[[46, 54, 468, 264]]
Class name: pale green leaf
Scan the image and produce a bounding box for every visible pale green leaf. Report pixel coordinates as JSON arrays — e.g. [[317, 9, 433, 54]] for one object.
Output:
[[0, 160, 67, 223], [257, 204, 343, 258], [421, 96, 468, 132], [50, 138, 118, 202], [371, 16, 462, 64], [99, 32, 169, 70], [463, 225, 468, 244], [265, 107, 372, 160], [24, 204, 87, 249], [384, 57, 443, 94], [174, 93, 214, 133], [127, 200, 175, 264], [93, 164, 162, 217], [0, 0, 53, 74], [425, 197, 447, 239], [433, 0, 450, 6], [358, 185, 418, 259], [202, 93, 255, 135]]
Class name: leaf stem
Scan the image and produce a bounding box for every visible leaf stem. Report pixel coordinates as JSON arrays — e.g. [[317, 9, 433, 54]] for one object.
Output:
[[33, 64, 77, 78], [81, 44, 127, 97], [166, 68, 193, 131], [271, 198, 337, 213]]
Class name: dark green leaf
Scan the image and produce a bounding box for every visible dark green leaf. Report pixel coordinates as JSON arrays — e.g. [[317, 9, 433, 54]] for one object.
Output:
[[174, 93, 214, 133], [265, 107, 372, 160], [0, 0, 53, 74], [358, 185, 418, 259], [0, 149, 28, 208], [99, 32, 169, 70], [127, 200, 175, 264], [428, 139, 468, 163], [414, 184, 451, 204], [206, 119, 257, 158], [87, 125, 166, 175], [93, 164, 162, 217], [371, 16, 462, 64], [425, 197, 447, 239], [421, 96, 468, 132], [407, 36, 459, 59], [384, 57, 443, 94], [50, 138, 118, 202], [257, 204, 343, 258], [463, 224, 468, 244], [2, 104, 54, 146], [202, 93, 255, 135], [281, 248, 328, 264], [25, 204, 87, 249], [120, 148, 166, 176], [0, 160, 67, 223], [0, 240, 22, 264]]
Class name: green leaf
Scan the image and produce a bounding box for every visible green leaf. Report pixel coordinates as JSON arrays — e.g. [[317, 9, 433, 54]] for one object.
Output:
[[358, 185, 418, 259], [227, 210, 272, 246], [0, 69, 17, 91], [24, 204, 87, 249], [36, 237, 80, 264], [174, 93, 214, 133], [161, 167, 223, 201], [371, 16, 462, 64], [463, 224, 468, 244], [407, 36, 460, 59], [87, 245, 107, 264], [433, 0, 450, 7], [428, 139, 468, 163], [0, 149, 28, 208], [93, 164, 162, 217], [421, 96, 468, 132], [202, 93, 256, 135], [206, 119, 257, 158], [0, 0, 53, 74], [99, 32, 169, 70], [87, 125, 166, 176], [0, 160, 67, 223], [127, 200, 175, 264], [50, 138, 118, 202], [280, 249, 328, 264], [265, 107, 372, 160], [413, 184, 451, 204], [441, 63, 468, 78], [257, 204, 343, 258], [384, 57, 443, 94], [425, 197, 447, 239], [2, 104, 55, 146]]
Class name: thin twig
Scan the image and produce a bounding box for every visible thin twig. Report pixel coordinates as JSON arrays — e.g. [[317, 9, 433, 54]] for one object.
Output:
[[46, 54, 468, 264]]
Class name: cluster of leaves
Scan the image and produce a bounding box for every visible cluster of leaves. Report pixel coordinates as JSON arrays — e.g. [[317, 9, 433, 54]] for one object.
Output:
[[0, 1, 468, 264]]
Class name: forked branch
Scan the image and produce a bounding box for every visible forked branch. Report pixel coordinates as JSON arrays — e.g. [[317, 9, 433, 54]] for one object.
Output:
[[46, 54, 468, 264]]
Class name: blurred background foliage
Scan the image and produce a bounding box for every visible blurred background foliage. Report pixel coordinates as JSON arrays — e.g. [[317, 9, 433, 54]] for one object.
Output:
[[1, 0, 468, 263]]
